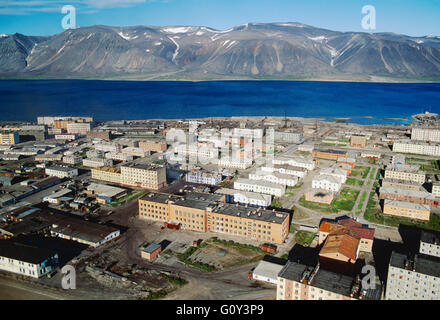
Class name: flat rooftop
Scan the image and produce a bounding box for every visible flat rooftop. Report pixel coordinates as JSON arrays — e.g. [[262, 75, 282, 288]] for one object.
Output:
[[0, 239, 57, 264], [389, 251, 440, 278], [384, 199, 430, 211]]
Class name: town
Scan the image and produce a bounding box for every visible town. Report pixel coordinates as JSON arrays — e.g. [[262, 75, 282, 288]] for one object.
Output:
[[0, 113, 439, 300]]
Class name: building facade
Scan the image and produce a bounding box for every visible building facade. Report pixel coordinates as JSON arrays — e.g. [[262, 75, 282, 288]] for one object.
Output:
[[383, 199, 430, 221], [120, 164, 167, 190]]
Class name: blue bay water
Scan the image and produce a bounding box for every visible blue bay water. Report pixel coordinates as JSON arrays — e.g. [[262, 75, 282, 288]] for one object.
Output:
[[0, 80, 439, 124]]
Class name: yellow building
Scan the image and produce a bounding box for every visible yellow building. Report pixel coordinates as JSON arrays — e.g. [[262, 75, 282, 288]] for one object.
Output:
[[138, 140, 167, 152], [91, 166, 122, 184], [0, 132, 19, 145], [138, 192, 290, 244], [383, 199, 430, 221], [121, 164, 167, 190], [350, 135, 367, 147]]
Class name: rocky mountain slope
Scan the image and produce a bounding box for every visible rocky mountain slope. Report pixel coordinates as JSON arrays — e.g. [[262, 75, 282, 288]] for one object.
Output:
[[1, 22, 440, 81]]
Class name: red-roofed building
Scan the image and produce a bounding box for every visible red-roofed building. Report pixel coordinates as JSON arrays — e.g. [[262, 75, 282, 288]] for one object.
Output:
[[318, 218, 374, 253]]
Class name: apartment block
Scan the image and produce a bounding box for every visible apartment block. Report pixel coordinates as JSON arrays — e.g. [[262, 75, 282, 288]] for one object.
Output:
[[432, 183, 440, 197], [272, 156, 315, 170], [0, 132, 19, 145], [45, 166, 78, 179], [122, 147, 150, 158], [386, 251, 440, 300], [138, 192, 289, 244], [249, 170, 299, 187], [54, 134, 78, 141], [411, 127, 440, 143], [35, 154, 63, 162], [312, 175, 342, 192], [393, 140, 440, 157], [138, 140, 168, 152], [91, 166, 122, 184], [66, 122, 92, 135], [312, 148, 347, 161], [94, 142, 122, 153], [104, 152, 134, 162], [215, 188, 272, 208], [382, 178, 423, 191], [234, 178, 286, 197], [383, 199, 430, 221], [217, 157, 253, 170], [350, 135, 367, 147], [319, 166, 347, 184], [274, 131, 302, 143], [384, 164, 425, 184], [82, 157, 113, 168], [185, 171, 222, 185], [62, 156, 82, 165], [261, 164, 307, 178], [420, 230, 440, 258], [379, 187, 438, 206], [121, 164, 167, 190], [87, 130, 111, 141], [277, 261, 379, 300]]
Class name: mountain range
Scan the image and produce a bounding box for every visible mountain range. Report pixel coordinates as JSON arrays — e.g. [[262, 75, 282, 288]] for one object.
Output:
[[1, 22, 440, 81]]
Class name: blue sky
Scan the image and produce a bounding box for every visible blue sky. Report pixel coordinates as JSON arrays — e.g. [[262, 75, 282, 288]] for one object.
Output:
[[0, 0, 439, 37]]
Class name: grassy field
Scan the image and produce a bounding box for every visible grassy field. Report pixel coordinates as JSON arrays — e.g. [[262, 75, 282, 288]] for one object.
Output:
[[331, 187, 360, 211], [347, 177, 364, 187], [351, 166, 370, 179], [358, 191, 367, 210], [110, 190, 146, 207], [287, 182, 304, 189], [294, 231, 316, 246]]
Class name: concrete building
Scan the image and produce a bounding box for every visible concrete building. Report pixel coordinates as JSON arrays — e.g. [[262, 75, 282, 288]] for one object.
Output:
[[62, 156, 82, 165], [383, 199, 430, 221], [217, 157, 253, 170], [45, 166, 78, 179], [379, 187, 438, 206], [215, 188, 272, 208], [277, 261, 379, 300], [350, 135, 367, 147], [249, 170, 299, 187], [386, 251, 440, 300], [420, 230, 440, 258], [85, 183, 127, 204], [393, 140, 440, 157], [35, 154, 63, 162], [312, 175, 342, 192], [38, 116, 93, 127], [121, 164, 167, 190], [87, 130, 111, 141], [274, 131, 302, 143], [411, 127, 440, 143], [104, 152, 134, 162], [382, 178, 423, 191], [91, 166, 122, 184], [122, 147, 150, 158], [252, 259, 285, 284], [138, 192, 289, 244], [305, 189, 334, 205], [185, 171, 222, 185], [66, 122, 92, 135], [94, 142, 122, 153], [312, 149, 347, 161], [319, 166, 347, 184], [318, 218, 375, 253], [82, 157, 113, 168], [384, 164, 426, 184], [141, 243, 162, 261], [432, 183, 440, 197], [273, 156, 315, 170], [138, 140, 167, 152], [0, 132, 19, 145], [234, 178, 286, 197], [54, 134, 78, 141], [0, 240, 58, 278], [261, 164, 307, 178]]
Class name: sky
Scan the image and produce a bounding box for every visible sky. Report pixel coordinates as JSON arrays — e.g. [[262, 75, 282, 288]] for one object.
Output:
[[0, 0, 439, 37]]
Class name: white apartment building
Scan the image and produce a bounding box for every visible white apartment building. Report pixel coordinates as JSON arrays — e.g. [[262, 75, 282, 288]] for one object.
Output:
[[393, 140, 440, 157], [384, 164, 426, 184], [261, 164, 307, 178], [411, 128, 440, 143], [0, 242, 58, 279], [185, 171, 222, 185], [122, 147, 150, 158], [215, 188, 272, 208], [45, 166, 78, 178], [232, 128, 264, 139], [104, 152, 134, 162], [218, 157, 253, 170], [94, 142, 122, 153], [419, 230, 440, 259], [312, 174, 342, 192], [249, 170, 299, 187], [175, 143, 218, 160], [274, 131, 302, 143], [234, 178, 285, 197], [386, 252, 440, 300], [273, 156, 315, 170], [432, 183, 440, 197], [319, 167, 347, 184], [62, 156, 82, 165], [82, 157, 113, 168], [66, 122, 92, 135], [54, 134, 78, 141]]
